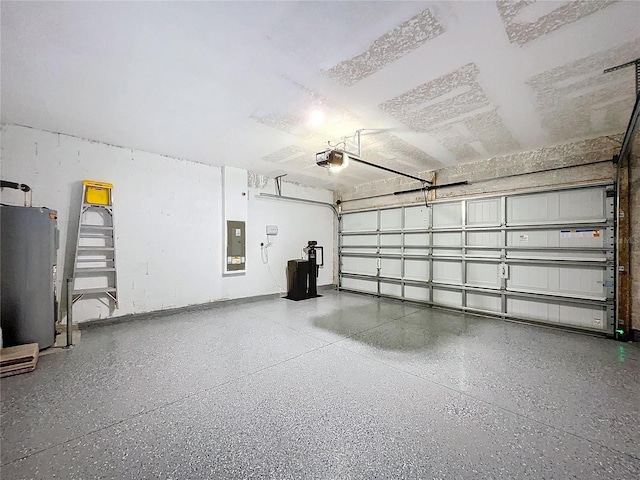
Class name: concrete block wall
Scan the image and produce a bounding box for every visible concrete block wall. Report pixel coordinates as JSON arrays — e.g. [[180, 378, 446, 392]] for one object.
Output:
[[337, 135, 620, 211], [0, 124, 334, 323]]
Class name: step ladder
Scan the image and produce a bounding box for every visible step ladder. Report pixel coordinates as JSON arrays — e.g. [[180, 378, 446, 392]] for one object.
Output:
[[71, 180, 119, 308]]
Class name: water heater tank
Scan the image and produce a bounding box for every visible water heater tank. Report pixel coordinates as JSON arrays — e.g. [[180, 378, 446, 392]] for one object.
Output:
[[1, 205, 58, 349]]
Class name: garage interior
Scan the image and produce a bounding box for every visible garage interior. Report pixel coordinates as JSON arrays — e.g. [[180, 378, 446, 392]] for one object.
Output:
[[1, 1, 639, 478]]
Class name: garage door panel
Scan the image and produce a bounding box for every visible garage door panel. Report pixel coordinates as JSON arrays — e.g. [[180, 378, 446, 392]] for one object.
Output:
[[467, 198, 501, 226], [507, 230, 554, 247], [507, 298, 606, 330], [342, 235, 377, 246], [341, 235, 378, 255], [507, 193, 552, 225], [404, 259, 429, 281], [380, 234, 402, 254], [508, 298, 560, 323], [467, 230, 501, 258], [507, 250, 607, 261], [559, 304, 607, 330], [467, 262, 500, 288], [380, 258, 401, 278], [558, 189, 605, 221], [433, 203, 462, 228], [467, 293, 501, 313], [558, 228, 607, 248], [433, 232, 462, 246], [433, 232, 462, 257], [380, 209, 402, 231], [405, 233, 429, 246], [341, 277, 377, 294], [404, 205, 430, 230], [467, 249, 502, 258], [342, 211, 377, 232], [433, 288, 462, 308], [380, 234, 401, 246], [508, 264, 605, 299], [380, 282, 402, 297], [342, 256, 377, 276], [433, 260, 462, 284], [507, 229, 605, 248], [507, 188, 605, 225], [468, 231, 501, 247], [404, 248, 430, 256], [405, 285, 429, 302]]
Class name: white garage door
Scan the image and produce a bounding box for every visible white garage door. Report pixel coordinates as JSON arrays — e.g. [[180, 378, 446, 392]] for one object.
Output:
[[339, 184, 615, 333]]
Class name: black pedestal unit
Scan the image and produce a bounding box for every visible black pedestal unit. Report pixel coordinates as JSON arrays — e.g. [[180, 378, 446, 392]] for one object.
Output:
[[286, 260, 309, 301], [285, 241, 323, 301]]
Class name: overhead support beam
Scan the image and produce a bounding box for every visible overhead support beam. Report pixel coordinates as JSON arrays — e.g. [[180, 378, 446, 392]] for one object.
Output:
[[394, 181, 469, 195]]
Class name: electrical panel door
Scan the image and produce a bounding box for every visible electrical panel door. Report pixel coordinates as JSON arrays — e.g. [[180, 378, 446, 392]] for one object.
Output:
[[226, 220, 246, 272]]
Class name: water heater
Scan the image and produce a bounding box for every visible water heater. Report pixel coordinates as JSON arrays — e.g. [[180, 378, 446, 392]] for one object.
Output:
[[1, 205, 59, 349]]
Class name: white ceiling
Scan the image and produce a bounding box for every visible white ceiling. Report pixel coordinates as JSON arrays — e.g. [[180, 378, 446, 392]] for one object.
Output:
[[2, 1, 639, 189]]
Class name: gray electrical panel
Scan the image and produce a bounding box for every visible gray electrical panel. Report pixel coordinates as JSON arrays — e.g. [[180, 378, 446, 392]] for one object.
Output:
[[1, 205, 59, 349], [226, 220, 245, 271]]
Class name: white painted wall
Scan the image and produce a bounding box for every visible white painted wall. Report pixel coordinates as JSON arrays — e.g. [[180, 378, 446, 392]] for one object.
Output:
[[225, 178, 335, 300], [0, 124, 335, 323]]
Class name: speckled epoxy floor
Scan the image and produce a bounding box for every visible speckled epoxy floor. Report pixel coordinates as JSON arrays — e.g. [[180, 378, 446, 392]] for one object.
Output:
[[2, 290, 639, 479]]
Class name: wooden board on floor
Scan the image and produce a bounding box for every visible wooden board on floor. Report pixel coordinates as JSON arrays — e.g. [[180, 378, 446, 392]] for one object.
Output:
[[1, 343, 39, 378]]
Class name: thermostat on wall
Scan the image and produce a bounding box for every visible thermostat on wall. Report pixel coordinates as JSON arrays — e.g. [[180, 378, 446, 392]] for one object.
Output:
[[266, 225, 278, 236]]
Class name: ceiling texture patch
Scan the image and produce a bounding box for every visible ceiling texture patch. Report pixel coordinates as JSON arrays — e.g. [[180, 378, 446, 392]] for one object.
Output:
[[527, 39, 639, 143], [497, 0, 617, 46], [463, 109, 521, 156], [2, 1, 638, 190], [379, 63, 481, 121], [272, 154, 316, 171], [380, 63, 520, 161], [326, 9, 444, 87], [251, 112, 313, 138], [253, 77, 361, 140], [262, 145, 307, 164], [360, 131, 438, 168], [448, 144, 483, 163]]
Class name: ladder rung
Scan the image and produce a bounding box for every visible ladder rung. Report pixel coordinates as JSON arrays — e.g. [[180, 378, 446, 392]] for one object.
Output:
[[75, 267, 116, 273], [82, 203, 112, 209], [73, 287, 117, 295], [77, 246, 114, 251], [75, 258, 114, 263], [80, 225, 113, 230], [80, 233, 113, 238]]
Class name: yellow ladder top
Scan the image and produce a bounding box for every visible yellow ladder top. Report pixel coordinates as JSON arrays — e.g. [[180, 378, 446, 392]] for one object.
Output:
[[83, 180, 113, 189]]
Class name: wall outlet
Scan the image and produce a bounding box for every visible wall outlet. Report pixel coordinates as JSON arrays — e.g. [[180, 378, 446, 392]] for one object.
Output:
[[266, 225, 278, 236]]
